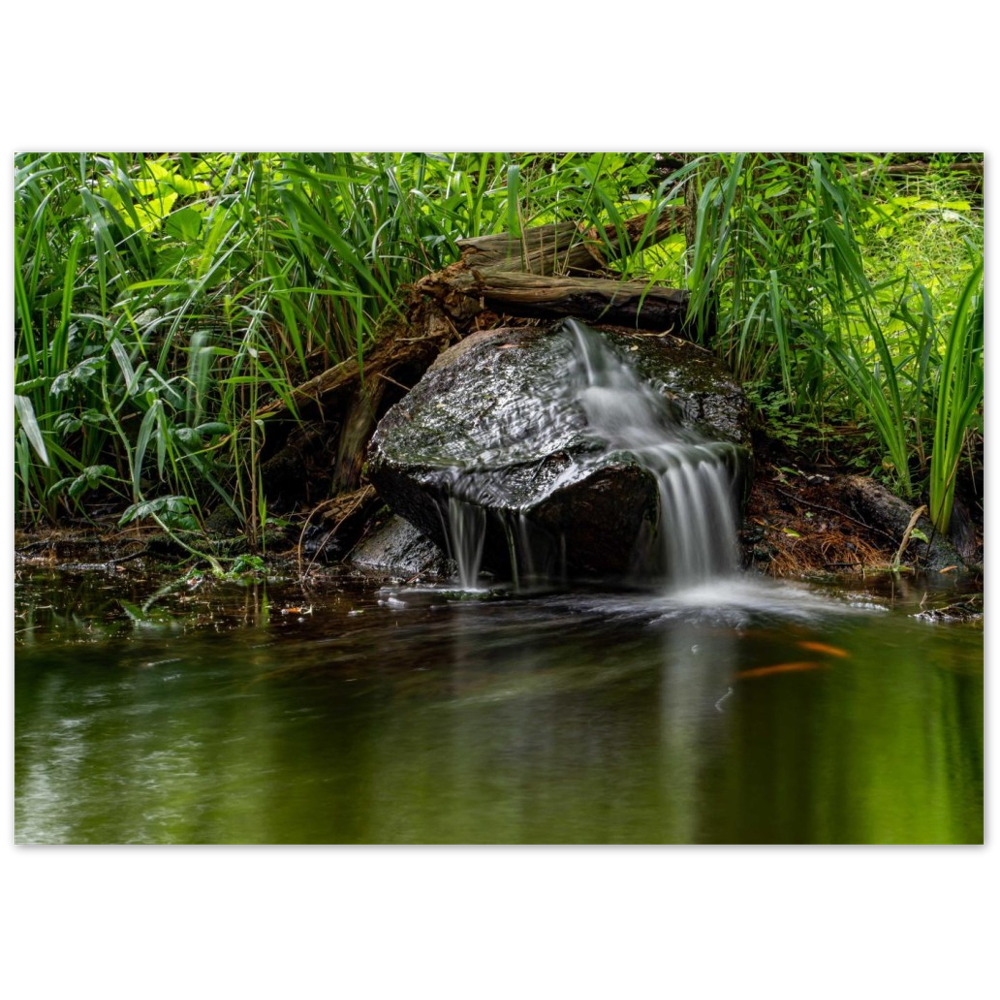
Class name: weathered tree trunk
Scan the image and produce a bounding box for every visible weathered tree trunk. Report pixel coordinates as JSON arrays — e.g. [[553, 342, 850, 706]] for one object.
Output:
[[455, 207, 686, 276], [440, 271, 691, 332], [456, 222, 605, 276]]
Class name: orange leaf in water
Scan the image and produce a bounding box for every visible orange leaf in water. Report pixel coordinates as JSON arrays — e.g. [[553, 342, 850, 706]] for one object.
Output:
[[797, 640, 850, 658], [737, 661, 826, 681]]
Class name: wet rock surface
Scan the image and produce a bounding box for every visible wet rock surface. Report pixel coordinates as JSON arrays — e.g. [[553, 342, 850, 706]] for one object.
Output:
[[350, 515, 452, 579], [595, 324, 750, 447], [367, 320, 751, 579]]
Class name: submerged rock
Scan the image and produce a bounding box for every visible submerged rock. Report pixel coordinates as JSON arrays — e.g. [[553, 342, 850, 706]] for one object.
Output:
[[367, 319, 751, 582]]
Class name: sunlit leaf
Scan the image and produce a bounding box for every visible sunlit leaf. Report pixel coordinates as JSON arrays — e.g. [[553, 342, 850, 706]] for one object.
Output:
[[14, 395, 49, 466], [165, 207, 202, 242]]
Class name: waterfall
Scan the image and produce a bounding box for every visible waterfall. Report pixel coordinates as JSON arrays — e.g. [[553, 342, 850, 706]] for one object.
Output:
[[439, 320, 741, 590], [436, 495, 487, 591], [567, 319, 739, 586]]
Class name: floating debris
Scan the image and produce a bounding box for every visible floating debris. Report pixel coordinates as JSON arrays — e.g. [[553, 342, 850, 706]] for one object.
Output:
[[715, 686, 734, 712], [912, 595, 983, 624]]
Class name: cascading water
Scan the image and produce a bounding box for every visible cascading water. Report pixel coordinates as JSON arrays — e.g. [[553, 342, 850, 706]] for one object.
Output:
[[437, 319, 743, 590], [565, 320, 740, 586], [443, 495, 486, 591]]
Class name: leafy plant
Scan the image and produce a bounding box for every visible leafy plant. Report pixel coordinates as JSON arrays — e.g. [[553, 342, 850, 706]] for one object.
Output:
[[14, 151, 983, 547], [928, 260, 984, 533]]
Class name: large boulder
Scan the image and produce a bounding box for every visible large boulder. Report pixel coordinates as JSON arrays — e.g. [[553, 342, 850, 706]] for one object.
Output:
[[367, 320, 751, 581]]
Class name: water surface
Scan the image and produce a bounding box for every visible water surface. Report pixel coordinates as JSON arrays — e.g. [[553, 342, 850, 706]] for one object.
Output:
[[15, 568, 983, 844]]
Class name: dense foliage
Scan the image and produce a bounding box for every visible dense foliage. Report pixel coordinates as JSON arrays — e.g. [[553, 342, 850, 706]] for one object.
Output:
[[13, 152, 983, 545]]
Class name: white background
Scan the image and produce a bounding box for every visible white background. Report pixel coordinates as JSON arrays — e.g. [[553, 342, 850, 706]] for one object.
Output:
[[4, 0, 997, 139], [0, 861, 997, 1000]]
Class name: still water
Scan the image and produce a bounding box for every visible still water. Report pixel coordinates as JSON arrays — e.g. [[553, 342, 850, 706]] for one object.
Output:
[[15, 568, 983, 844]]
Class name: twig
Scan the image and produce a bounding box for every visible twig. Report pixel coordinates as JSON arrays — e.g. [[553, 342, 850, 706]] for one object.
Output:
[[892, 505, 928, 569], [16, 536, 90, 552], [296, 497, 340, 580], [377, 371, 415, 393], [108, 547, 149, 566], [296, 486, 376, 580]]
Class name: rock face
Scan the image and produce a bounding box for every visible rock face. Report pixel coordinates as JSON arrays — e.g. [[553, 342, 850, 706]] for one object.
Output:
[[367, 319, 751, 582], [350, 515, 452, 579]]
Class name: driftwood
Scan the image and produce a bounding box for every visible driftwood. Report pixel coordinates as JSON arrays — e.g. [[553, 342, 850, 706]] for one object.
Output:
[[456, 208, 686, 277], [853, 160, 983, 180], [457, 222, 605, 276], [442, 271, 691, 332]]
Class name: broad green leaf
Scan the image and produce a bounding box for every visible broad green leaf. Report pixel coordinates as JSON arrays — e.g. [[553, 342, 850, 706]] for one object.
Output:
[[194, 421, 229, 436], [66, 465, 115, 497], [168, 174, 210, 197], [142, 160, 172, 181], [165, 207, 202, 242], [119, 494, 196, 529]]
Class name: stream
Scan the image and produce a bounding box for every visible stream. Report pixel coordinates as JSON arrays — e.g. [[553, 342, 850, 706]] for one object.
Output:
[[14, 567, 983, 844]]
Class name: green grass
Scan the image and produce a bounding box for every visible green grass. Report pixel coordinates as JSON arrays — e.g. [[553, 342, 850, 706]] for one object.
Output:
[[682, 153, 983, 505], [14, 152, 984, 550]]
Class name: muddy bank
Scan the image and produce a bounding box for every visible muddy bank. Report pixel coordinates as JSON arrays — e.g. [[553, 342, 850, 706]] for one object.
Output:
[[742, 474, 974, 578]]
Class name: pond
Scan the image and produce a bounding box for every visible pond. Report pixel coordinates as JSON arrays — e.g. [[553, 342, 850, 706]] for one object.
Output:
[[14, 566, 983, 844]]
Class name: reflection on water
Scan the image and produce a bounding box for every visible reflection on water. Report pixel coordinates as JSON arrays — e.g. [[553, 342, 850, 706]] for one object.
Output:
[[14, 569, 983, 844]]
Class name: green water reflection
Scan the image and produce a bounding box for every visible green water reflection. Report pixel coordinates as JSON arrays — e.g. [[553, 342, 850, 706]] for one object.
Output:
[[14, 570, 983, 844]]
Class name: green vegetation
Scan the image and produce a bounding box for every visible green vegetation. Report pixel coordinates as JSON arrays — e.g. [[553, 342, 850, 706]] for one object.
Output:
[[14, 152, 983, 544], [683, 153, 983, 533]]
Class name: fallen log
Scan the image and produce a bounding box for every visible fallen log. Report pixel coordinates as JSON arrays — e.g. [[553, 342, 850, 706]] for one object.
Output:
[[853, 159, 983, 180], [457, 221, 605, 276], [449, 270, 694, 333], [455, 207, 686, 277]]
